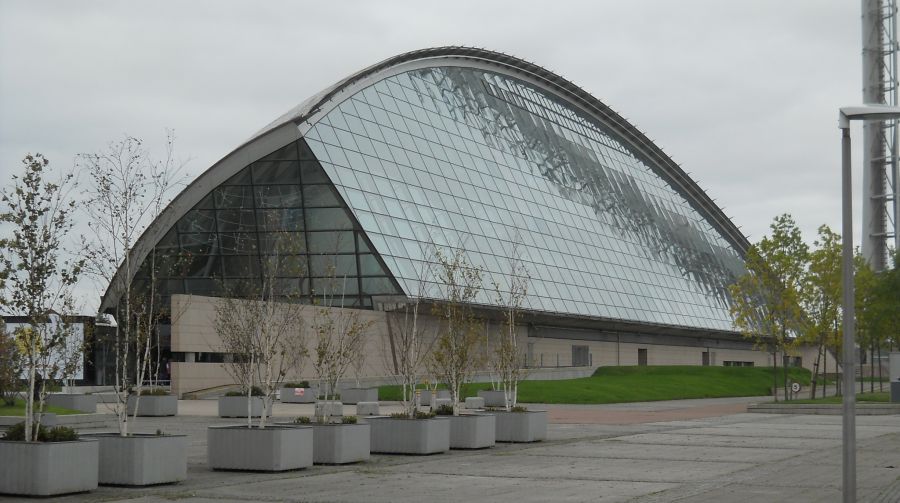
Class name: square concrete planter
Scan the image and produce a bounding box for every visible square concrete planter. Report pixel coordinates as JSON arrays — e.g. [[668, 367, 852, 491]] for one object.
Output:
[[127, 395, 178, 416], [314, 400, 343, 418], [47, 393, 98, 413], [280, 386, 317, 403], [477, 390, 511, 408], [368, 416, 450, 454], [208, 425, 313, 471], [419, 389, 450, 406], [311, 423, 370, 464], [218, 396, 267, 418], [340, 387, 378, 404], [84, 433, 187, 486], [447, 413, 495, 449], [0, 439, 98, 496], [494, 410, 547, 442]]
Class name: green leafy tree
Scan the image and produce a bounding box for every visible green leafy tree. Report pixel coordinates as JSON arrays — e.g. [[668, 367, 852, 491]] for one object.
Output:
[[798, 225, 841, 399], [0, 154, 83, 441], [0, 320, 22, 406], [728, 214, 808, 401]]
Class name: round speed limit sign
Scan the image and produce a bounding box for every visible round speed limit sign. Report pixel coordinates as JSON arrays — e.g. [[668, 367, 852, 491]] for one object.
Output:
[[791, 382, 801, 393]]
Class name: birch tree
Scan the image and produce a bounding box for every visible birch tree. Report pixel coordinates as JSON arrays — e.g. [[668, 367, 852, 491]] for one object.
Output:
[[492, 249, 530, 410], [214, 227, 308, 428], [0, 153, 84, 441], [311, 263, 372, 422], [80, 133, 186, 436], [427, 248, 484, 416], [380, 255, 437, 418]]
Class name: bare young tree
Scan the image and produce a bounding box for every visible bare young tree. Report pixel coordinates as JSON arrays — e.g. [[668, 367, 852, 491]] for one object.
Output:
[[214, 226, 308, 429], [492, 246, 530, 411], [80, 133, 187, 436], [311, 263, 372, 422], [1, 153, 84, 442], [380, 253, 438, 419], [427, 247, 484, 416]]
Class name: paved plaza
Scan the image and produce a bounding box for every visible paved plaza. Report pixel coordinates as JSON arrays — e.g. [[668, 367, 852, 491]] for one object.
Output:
[[9, 397, 900, 503]]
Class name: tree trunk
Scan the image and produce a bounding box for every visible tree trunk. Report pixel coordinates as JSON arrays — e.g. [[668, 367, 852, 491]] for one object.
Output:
[[772, 350, 778, 402], [811, 345, 822, 400], [878, 346, 883, 392]]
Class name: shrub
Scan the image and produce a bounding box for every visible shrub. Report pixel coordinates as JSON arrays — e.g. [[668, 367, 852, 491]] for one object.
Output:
[[293, 416, 311, 424], [317, 393, 340, 400], [4, 422, 79, 442], [282, 381, 310, 389], [225, 386, 264, 397], [434, 404, 454, 415], [390, 410, 435, 419], [510, 405, 528, 413], [342, 415, 358, 424]]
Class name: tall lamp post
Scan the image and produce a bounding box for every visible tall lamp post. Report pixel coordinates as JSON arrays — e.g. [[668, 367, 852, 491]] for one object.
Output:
[[838, 105, 900, 503]]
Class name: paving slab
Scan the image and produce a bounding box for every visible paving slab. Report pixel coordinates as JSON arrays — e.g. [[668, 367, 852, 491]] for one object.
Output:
[[3, 397, 895, 503]]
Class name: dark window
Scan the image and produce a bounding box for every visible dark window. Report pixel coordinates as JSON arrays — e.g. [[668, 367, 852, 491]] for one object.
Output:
[[638, 348, 647, 366]]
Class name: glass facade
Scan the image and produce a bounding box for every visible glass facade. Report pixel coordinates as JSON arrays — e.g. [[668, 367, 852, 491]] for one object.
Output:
[[124, 63, 746, 333], [132, 138, 402, 309], [302, 66, 745, 331]]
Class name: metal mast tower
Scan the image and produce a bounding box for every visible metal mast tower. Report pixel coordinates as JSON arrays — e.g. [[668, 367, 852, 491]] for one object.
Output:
[[861, 0, 900, 271]]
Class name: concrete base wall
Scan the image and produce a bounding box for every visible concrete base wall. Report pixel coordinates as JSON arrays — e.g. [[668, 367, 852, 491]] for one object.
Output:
[[167, 294, 826, 397]]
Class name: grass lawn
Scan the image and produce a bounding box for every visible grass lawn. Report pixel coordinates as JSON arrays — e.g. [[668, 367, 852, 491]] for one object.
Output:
[[377, 365, 811, 404], [783, 392, 890, 405], [0, 398, 83, 416]]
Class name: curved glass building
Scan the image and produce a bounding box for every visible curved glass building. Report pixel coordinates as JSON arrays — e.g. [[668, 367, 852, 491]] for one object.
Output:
[[98, 48, 780, 392]]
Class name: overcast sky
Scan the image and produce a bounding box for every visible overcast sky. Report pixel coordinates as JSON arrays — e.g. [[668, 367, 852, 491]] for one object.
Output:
[[0, 1, 869, 311]]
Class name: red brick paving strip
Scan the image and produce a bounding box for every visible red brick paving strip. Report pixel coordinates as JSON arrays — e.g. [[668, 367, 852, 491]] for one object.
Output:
[[547, 402, 749, 425]]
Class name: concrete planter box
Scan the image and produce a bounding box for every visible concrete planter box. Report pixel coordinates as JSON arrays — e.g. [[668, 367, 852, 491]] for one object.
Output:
[[0, 439, 98, 496], [315, 400, 343, 418], [368, 416, 449, 454], [218, 396, 267, 418], [311, 423, 370, 464], [448, 413, 495, 449], [356, 402, 379, 416], [340, 387, 378, 404], [477, 390, 511, 408], [420, 389, 450, 406], [127, 395, 178, 416], [494, 410, 547, 442], [207, 425, 312, 471], [47, 393, 98, 413], [464, 397, 485, 409], [85, 433, 186, 486], [280, 387, 317, 403]]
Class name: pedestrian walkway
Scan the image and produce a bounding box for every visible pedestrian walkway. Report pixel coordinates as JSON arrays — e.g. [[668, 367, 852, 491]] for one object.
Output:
[[12, 397, 896, 503]]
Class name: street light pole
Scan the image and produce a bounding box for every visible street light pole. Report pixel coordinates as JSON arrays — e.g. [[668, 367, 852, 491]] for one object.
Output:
[[837, 104, 900, 503], [839, 124, 856, 503]]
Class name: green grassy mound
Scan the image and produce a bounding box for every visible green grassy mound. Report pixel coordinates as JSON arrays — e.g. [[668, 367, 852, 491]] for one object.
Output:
[[378, 365, 811, 404], [0, 398, 84, 416]]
